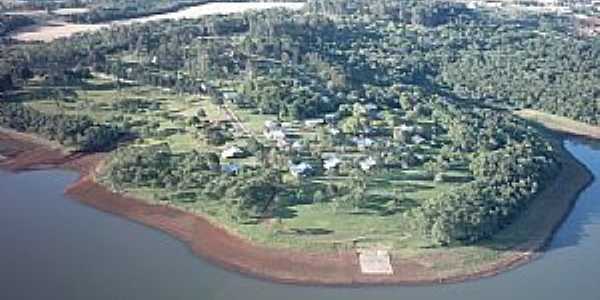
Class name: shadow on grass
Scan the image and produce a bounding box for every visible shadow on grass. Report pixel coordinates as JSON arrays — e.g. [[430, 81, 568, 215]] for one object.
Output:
[[350, 194, 420, 216], [284, 227, 334, 236], [270, 206, 298, 219]]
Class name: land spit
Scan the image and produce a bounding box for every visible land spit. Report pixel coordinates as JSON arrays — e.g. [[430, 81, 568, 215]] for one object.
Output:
[[0, 115, 595, 285]]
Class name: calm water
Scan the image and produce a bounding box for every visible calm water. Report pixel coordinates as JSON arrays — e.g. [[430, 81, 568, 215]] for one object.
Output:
[[1, 138, 599, 300]]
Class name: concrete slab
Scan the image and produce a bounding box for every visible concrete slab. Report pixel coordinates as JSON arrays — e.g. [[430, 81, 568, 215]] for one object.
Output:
[[358, 249, 393, 275]]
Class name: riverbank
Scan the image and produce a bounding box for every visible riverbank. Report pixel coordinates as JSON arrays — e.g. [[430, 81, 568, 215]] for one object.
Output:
[[10, 2, 305, 42], [515, 109, 600, 139], [0, 117, 596, 285]]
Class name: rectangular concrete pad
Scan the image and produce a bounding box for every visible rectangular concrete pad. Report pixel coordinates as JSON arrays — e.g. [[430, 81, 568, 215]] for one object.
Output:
[[358, 249, 393, 275]]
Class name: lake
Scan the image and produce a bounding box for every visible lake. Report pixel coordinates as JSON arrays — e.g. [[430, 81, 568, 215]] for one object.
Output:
[[0, 138, 599, 300]]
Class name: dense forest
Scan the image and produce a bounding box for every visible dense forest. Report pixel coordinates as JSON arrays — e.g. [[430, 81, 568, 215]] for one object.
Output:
[[0, 15, 35, 36], [0, 0, 593, 246], [0, 103, 124, 152]]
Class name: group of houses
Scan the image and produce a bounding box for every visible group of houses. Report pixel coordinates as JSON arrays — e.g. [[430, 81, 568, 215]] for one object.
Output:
[[217, 96, 435, 179]]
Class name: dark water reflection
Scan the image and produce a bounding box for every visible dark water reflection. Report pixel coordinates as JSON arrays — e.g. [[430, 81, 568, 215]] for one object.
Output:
[[0, 138, 599, 300]]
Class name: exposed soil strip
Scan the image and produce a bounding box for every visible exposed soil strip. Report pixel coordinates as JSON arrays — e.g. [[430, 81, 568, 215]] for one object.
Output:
[[0, 126, 595, 286], [10, 2, 305, 42]]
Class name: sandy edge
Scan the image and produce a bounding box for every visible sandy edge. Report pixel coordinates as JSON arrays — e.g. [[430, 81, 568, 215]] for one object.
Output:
[[10, 2, 306, 42], [0, 119, 596, 286]]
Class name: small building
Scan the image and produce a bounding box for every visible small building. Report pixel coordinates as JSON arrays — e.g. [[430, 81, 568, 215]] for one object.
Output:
[[222, 91, 240, 102], [277, 138, 290, 150], [291, 140, 306, 151], [353, 137, 375, 150], [289, 161, 313, 177], [359, 157, 377, 172], [221, 163, 241, 175], [325, 113, 339, 124], [365, 103, 378, 112], [264, 120, 280, 130], [329, 127, 341, 135], [304, 118, 325, 128], [411, 135, 427, 145], [323, 156, 342, 171], [221, 146, 244, 159], [264, 128, 287, 140]]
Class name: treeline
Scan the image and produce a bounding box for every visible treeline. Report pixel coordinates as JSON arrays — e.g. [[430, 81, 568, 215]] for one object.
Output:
[[0, 103, 124, 152], [306, 0, 472, 27], [102, 144, 285, 219], [102, 143, 345, 219], [410, 105, 560, 244], [412, 134, 558, 244], [441, 34, 600, 125], [0, 14, 35, 36]]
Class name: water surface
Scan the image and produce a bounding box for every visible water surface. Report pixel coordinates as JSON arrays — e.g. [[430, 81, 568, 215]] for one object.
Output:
[[1, 138, 599, 300]]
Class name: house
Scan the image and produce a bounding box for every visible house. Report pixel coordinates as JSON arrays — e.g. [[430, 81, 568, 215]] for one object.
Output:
[[221, 163, 241, 175], [277, 138, 290, 150], [323, 156, 342, 171], [264, 128, 287, 140], [289, 161, 313, 177], [398, 124, 415, 133], [291, 140, 306, 151], [393, 124, 415, 141], [304, 118, 325, 128], [329, 127, 341, 135], [359, 157, 377, 171], [365, 103, 378, 112], [325, 113, 339, 124], [264, 120, 280, 130], [222, 91, 240, 102], [411, 135, 426, 145], [353, 137, 375, 150], [221, 146, 244, 159]]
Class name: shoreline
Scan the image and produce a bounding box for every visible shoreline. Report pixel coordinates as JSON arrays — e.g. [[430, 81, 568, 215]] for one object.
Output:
[[9, 2, 306, 42], [0, 118, 596, 286]]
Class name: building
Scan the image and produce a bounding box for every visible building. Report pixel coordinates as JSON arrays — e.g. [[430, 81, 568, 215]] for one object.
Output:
[[323, 156, 342, 171], [304, 118, 325, 128], [221, 146, 244, 159], [221, 163, 241, 175], [289, 161, 313, 177], [411, 135, 427, 145], [359, 157, 377, 171], [353, 137, 375, 150], [264, 128, 287, 140]]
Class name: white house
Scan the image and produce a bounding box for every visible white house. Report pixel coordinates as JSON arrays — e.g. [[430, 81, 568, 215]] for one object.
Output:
[[221, 146, 244, 159], [329, 127, 341, 135], [304, 118, 325, 128], [353, 137, 375, 150], [264, 120, 280, 130], [289, 162, 313, 177], [264, 128, 287, 140], [323, 156, 342, 171], [291, 140, 306, 151], [359, 157, 377, 171], [277, 138, 290, 150], [411, 135, 426, 145]]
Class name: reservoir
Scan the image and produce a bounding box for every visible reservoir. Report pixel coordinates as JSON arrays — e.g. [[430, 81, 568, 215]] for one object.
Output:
[[0, 138, 599, 300]]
